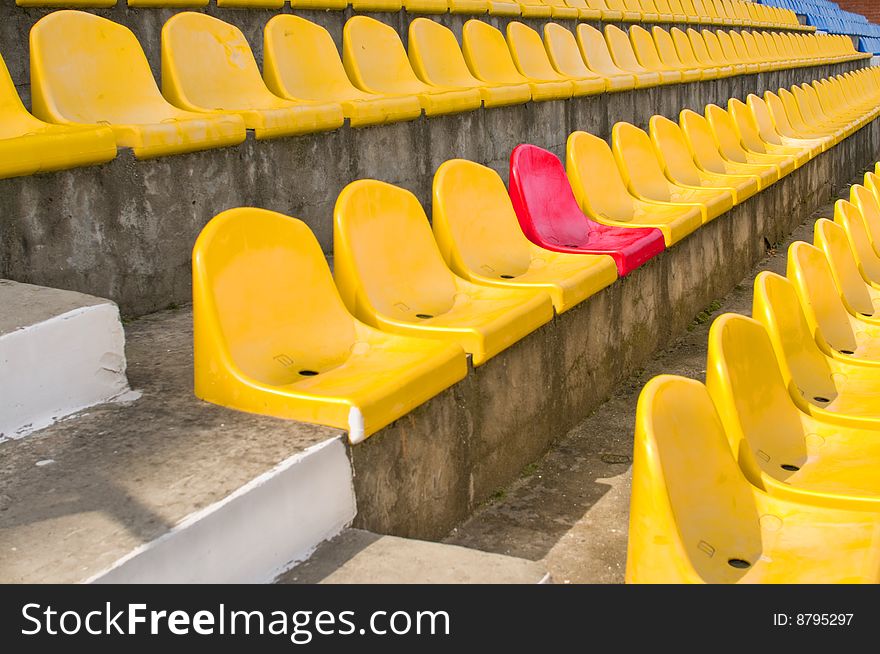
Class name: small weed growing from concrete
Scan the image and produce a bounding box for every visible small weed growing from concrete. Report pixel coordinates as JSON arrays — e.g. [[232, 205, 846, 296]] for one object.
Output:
[[687, 299, 722, 331]]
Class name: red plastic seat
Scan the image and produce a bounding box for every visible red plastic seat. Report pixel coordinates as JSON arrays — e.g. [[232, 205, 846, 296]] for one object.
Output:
[[508, 144, 666, 276]]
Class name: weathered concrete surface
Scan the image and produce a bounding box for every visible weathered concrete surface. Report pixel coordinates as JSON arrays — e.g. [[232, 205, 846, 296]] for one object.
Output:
[[349, 116, 880, 540], [278, 528, 548, 583], [0, 307, 340, 583], [444, 175, 858, 584], [0, 57, 865, 317]]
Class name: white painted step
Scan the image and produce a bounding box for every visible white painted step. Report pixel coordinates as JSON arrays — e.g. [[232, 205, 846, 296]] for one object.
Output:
[[279, 528, 550, 584], [89, 437, 356, 584], [0, 279, 132, 441]]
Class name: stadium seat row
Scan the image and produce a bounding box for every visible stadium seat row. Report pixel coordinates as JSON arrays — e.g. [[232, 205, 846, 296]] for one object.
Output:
[[11, 0, 812, 32], [191, 66, 880, 443], [0, 10, 861, 179], [628, 171, 880, 582]]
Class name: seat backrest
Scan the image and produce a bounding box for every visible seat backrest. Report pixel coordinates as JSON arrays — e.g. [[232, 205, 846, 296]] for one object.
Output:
[[834, 197, 880, 286], [162, 13, 276, 111], [604, 25, 650, 73], [786, 240, 859, 355], [679, 108, 729, 174], [506, 22, 563, 80], [333, 180, 458, 321], [740, 31, 763, 62], [462, 19, 527, 84], [0, 51, 45, 136], [716, 30, 743, 63], [764, 89, 801, 136], [849, 185, 880, 259], [612, 121, 673, 202], [727, 97, 768, 154], [653, 27, 687, 68], [576, 24, 631, 78], [193, 208, 356, 386], [408, 18, 480, 89], [686, 28, 715, 64], [629, 25, 667, 71], [751, 268, 837, 411], [649, 115, 702, 187], [746, 94, 783, 146], [630, 374, 761, 584], [30, 10, 175, 124], [669, 27, 700, 67], [509, 144, 593, 249], [264, 15, 362, 102], [814, 218, 875, 317], [700, 30, 728, 64], [727, 31, 752, 62], [343, 16, 424, 93], [566, 130, 637, 221], [705, 104, 748, 163], [705, 312, 808, 492], [432, 159, 533, 280], [544, 23, 592, 78]]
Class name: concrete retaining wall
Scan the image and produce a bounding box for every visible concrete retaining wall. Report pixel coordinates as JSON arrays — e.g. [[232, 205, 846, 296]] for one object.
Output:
[[350, 118, 880, 539], [0, 42, 865, 316]]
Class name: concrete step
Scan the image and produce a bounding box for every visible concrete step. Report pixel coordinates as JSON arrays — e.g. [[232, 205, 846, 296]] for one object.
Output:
[[0, 307, 355, 583], [0, 280, 132, 441], [278, 528, 550, 584]]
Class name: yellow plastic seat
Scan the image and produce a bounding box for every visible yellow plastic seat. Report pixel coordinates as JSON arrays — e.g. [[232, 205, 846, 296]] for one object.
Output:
[[627, 374, 880, 584], [707, 304, 880, 512], [29, 11, 245, 160], [516, 0, 552, 17], [448, 0, 489, 11], [650, 26, 706, 82], [128, 0, 207, 6], [263, 16, 422, 128], [351, 0, 402, 9], [193, 208, 467, 444], [589, 0, 623, 21], [161, 13, 344, 139], [715, 30, 760, 74], [835, 197, 880, 301], [704, 0, 732, 25], [612, 122, 734, 224], [566, 130, 702, 246], [0, 52, 117, 179], [784, 87, 846, 144], [506, 22, 603, 97], [343, 17, 482, 117], [289, 0, 348, 8], [487, 0, 522, 15], [683, 28, 734, 77], [718, 0, 744, 25], [539, 0, 579, 19], [433, 159, 618, 313], [849, 187, 880, 277], [787, 239, 880, 367], [403, 0, 450, 13], [746, 93, 824, 159], [604, 25, 664, 88], [650, 115, 758, 205], [408, 19, 531, 109], [217, 0, 283, 7], [705, 104, 797, 177], [656, 0, 686, 22], [604, 0, 641, 21], [462, 20, 571, 101], [666, 27, 721, 79], [814, 218, 880, 321], [794, 83, 857, 138], [628, 26, 686, 84], [739, 31, 774, 72], [333, 180, 555, 365], [564, 0, 602, 20], [679, 109, 778, 190], [700, 29, 748, 75], [727, 98, 811, 168], [575, 25, 642, 91], [544, 24, 625, 93], [764, 90, 835, 150]]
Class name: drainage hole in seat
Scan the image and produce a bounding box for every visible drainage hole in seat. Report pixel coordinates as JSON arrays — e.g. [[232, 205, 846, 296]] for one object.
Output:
[[781, 464, 800, 471], [813, 396, 831, 403], [500, 274, 515, 279], [416, 314, 433, 319], [839, 349, 855, 355], [299, 370, 319, 377], [727, 558, 751, 569]]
